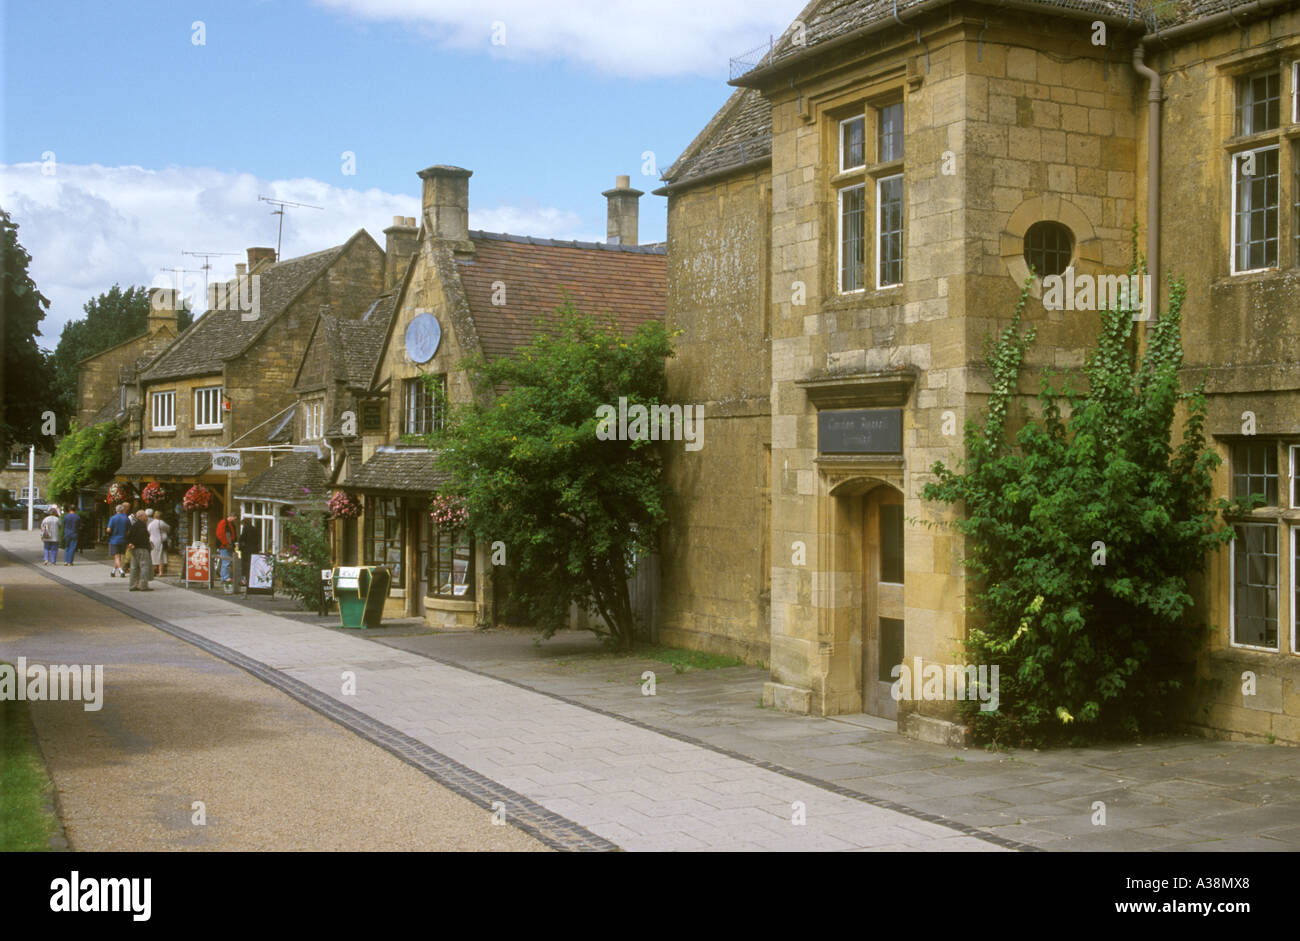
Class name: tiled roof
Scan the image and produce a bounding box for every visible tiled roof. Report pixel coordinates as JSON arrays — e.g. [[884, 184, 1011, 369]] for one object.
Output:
[[140, 242, 347, 382], [341, 448, 450, 495], [114, 449, 212, 479], [675, 0, 1243, 189], [663, 87, 772, 186], [456, 232, 666, 359], [235, 451, 330, 504]]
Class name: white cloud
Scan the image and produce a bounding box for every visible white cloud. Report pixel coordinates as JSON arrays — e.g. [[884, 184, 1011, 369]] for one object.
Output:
[[314, 0, 802, 78], [0, 162, 598, 346]]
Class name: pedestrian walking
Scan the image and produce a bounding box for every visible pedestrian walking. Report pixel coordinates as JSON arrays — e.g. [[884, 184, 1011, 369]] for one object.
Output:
[[61, 506, 81, 565], [216, 512, 238, 593], [39, 508, 60, 565], [127, 510, 153, 591], [106, 502, 131, 577], [148, 512, 170, 577], [237, 518, 258, 590]]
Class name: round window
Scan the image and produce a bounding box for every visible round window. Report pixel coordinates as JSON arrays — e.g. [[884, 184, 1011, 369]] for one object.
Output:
[[1023, 221, 1075, 277]]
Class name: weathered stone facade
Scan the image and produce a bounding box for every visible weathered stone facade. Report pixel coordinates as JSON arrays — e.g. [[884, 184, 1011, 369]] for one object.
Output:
[[660, 0, 1300, 744]]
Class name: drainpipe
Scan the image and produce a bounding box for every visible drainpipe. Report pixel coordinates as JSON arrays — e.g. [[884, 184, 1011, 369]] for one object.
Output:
[[1132, 44, 1161, 321]]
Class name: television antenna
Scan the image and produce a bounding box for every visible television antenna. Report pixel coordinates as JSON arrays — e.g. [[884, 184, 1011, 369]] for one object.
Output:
[[181, 251, 240, 298], [257, 196, 324, 260], [159, 266, 204, 305]]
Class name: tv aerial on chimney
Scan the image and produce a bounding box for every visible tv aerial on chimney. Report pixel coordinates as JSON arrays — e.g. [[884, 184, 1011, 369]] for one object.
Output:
[[182, 251, 240, 300], [258, 196, 324, 261], [159, 266, 203, 310]]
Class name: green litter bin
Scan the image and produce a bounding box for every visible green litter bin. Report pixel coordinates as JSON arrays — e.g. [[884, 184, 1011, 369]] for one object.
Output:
[[334, 565, 391, 629]]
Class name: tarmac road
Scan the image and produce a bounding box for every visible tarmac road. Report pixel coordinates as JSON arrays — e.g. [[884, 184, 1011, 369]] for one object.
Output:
[[0, 555, 546, 851]]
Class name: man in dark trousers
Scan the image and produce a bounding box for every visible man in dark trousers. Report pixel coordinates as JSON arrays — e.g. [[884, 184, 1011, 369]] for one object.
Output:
[[237, 517, 259, 592], [61, 506, 81, 565], [127, 510, 153, 591]]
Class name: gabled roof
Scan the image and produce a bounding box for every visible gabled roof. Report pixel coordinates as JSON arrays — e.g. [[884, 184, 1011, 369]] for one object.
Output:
[[139, 235, 365, 383], [293, 295, 397, 395], [235, 451, 330, 505], [455, 231, 666, 360]]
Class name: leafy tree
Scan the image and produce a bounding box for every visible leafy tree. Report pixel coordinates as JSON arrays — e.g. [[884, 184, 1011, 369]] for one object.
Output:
[[49, 284, 192, 421], [430, 303, 674, 648], [0, 209, 56, 455], [923, 275, 1243, 746], [275, 510, 332, 611], [47, 421, 122, 504]]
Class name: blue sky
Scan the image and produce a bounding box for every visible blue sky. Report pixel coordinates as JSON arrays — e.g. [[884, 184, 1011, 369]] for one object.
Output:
[[2, 0, 800, 343]]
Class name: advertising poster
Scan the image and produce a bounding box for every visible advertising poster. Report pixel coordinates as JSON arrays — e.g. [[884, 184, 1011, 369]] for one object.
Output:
[[185, 545, 210, 587]]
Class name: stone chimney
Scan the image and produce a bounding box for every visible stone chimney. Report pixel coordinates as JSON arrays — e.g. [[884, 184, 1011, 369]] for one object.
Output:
[[603, 175, 643, 246], [417, 165, 472, 244], [235, 262, 247, 278], [247, 246, 276, 270], [147, 287, 180, 334], [383, 215, 420, 289]]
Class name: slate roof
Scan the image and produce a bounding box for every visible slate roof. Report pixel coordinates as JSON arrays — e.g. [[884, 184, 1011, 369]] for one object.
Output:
[[663, 87, 772, 187], [235, 451, 330, 504], [296, 297, 396, 394], [341, 448, 451, 495], [139, 242, 349, 382], [456, 232, 667, 360], [670, 0, 1255, 189], [115, 449, 212, 479]]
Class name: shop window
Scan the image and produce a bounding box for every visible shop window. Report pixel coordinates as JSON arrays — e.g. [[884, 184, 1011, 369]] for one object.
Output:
[[365, 496, 403, 583], [432, 521, 474, 599], [240, 501, 277, 555]]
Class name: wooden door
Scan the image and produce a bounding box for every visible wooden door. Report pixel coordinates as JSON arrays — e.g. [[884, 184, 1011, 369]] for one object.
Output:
[[863, 488, 905, 718]]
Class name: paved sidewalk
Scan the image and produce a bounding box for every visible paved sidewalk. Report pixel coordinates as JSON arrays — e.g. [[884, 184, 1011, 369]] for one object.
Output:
[[2, 536, 1009, 852], [374, 630, 1300, 851]]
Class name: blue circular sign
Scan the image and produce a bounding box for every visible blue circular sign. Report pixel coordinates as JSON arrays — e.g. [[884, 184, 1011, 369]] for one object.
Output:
[[405, 312, 441, 364]]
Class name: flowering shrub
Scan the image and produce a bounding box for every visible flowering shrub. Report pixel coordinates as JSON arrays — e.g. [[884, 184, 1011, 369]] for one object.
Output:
[[328, 490, 361, 519], [105, 481, 133, 505], [183, 484, 213, 510], [273, 511, 332, 611], [429, 493, 468, 531], [141, 482, 168, 507]]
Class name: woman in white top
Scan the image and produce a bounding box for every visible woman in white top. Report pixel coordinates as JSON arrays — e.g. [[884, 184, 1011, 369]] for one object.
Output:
[[39, 509, 60, 565], [148, 512, 171, 576]]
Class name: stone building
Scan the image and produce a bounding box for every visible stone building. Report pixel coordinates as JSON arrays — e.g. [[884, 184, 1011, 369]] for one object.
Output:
[[331, 165, 666, 625], [658, 0, 1300, 744], [1, 447, 51, 508], [113, 237, 385, 558]]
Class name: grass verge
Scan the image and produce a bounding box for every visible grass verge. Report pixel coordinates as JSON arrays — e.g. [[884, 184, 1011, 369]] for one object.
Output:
[[0, 678, 59, 851]]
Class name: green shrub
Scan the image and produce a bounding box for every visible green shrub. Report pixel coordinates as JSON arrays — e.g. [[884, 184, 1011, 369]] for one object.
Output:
[[923, 274, 1245, 746], [274, 510, 332, 611]]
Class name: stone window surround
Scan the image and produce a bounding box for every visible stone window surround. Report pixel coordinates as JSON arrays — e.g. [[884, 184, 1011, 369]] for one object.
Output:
[[1218, 47, 1300, 277], [828, 90, 906, 299], [999, 195, 1101, 298], [152, 390, 176, 431]]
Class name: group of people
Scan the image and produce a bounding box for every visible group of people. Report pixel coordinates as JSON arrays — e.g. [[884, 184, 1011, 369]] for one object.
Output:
[[40, 501, 260, 593], [38, 505, 81, 566], [104, 503, 171, 589]]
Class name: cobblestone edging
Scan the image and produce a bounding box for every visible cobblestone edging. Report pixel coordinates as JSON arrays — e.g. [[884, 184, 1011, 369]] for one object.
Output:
[[16, 552, 616, 853], [397, 650, 1042, 853]]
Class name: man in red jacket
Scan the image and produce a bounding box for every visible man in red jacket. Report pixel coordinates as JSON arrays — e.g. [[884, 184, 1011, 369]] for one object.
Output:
[[215, 512, 239, 592]]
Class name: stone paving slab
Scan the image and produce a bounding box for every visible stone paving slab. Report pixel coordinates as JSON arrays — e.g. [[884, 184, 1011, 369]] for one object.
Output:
[[3, 540, 1014, 853], [367, 626, 1300, 851]]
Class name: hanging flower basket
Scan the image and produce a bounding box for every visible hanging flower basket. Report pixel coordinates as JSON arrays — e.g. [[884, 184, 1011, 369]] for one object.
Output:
[[105, 482, 133, 505], [183, 484, 213, 511], [429, 493, 468, 531], [141, 481, 168, 507], [327, 490, 361, 519]]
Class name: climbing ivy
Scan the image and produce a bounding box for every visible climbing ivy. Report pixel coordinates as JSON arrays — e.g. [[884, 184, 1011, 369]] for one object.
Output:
[[923, 272, 1246, 746]]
